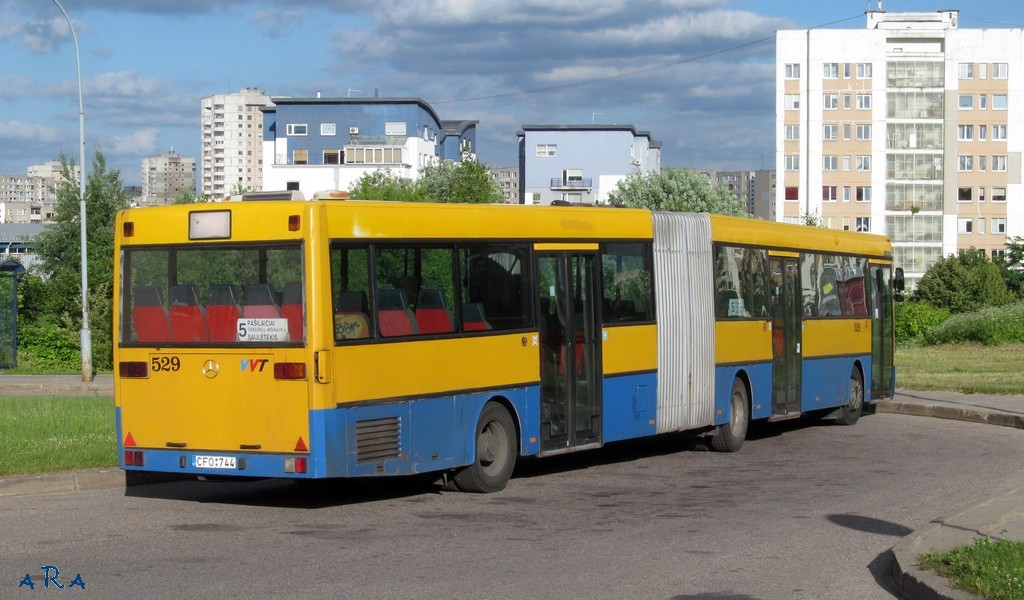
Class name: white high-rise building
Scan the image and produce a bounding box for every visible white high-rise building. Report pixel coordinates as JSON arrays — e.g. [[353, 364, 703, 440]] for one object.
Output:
[[200, 88, 272, 199], [777, 10, 1024, 287], [141, 151, 196, 204]]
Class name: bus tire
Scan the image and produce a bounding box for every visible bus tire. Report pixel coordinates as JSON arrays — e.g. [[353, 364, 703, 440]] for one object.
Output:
[[837, 367, 864, 426], [453, 402, 517, 493], [712, 378, 749, 452]]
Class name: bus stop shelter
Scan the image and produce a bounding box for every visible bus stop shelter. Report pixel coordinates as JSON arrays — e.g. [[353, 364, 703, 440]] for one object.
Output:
[[0, 259, 25, 368]]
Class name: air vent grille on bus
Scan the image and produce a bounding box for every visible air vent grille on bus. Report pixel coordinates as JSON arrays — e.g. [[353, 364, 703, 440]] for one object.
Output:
[[355, 417, 401, 463]]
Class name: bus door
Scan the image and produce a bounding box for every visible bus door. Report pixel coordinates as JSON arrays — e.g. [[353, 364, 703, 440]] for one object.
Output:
[[537, 251, 601, 452], [870, 265, 895, 399], [770, 256, 802, 417]]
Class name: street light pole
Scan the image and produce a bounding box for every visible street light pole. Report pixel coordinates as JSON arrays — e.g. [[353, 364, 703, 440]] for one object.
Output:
[[51, 0, 92, 381]]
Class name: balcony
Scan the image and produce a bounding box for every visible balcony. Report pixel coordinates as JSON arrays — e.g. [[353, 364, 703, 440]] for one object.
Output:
[[550, 177, 592, 191]]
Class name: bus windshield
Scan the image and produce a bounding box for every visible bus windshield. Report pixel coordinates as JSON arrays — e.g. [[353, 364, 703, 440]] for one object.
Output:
[[120, 243, 304, 345]]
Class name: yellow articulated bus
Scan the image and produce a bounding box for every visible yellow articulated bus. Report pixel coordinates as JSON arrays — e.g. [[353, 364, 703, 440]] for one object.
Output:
[[114, 200, 902, 492]]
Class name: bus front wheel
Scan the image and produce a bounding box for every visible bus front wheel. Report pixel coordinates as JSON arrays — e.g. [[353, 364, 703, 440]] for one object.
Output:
[[453, 402, 517, 493], [711, 378, 749, 452], [837, 368, 864, 426]]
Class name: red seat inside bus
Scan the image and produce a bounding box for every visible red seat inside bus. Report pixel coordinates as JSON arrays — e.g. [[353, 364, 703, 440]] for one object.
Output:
[[132, 285, 171, 342], [207, 284, 241, 342], [243, 283, 280, 318], [281, 282, 303, 342], [414, 288, 453, 334], [462, 302, 492, 332], [169, 284, 209, 342], [378, 289, 418, 337]]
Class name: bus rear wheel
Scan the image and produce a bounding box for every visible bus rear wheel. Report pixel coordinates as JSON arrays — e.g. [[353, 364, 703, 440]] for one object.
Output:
[[453, 402, 517, 493], [837, 368, 864, 426], [712, 378, 749, 452]]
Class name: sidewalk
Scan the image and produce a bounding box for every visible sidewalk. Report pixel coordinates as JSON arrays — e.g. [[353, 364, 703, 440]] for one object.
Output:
[[874, 392, 1024, 600], [1, 379, 1022, 599]]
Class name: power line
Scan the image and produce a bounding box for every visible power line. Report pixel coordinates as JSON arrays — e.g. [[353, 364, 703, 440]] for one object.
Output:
[[430, 13, 863, 106]]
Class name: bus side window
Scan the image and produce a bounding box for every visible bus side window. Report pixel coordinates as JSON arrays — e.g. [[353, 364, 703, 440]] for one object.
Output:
[[207, 284, 241, 342], [169, 284, 209, 342], [243, 283, 280, 318], [335, 291, 370, 340], [415, 288, 454, 334]]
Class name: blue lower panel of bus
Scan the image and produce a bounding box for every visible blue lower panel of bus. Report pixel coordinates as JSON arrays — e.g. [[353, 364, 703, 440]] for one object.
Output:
[[118, 387, 540, 480], [714, 362, 773, 422], [801, 355, 872, 411], [602, 372, 658, 442]]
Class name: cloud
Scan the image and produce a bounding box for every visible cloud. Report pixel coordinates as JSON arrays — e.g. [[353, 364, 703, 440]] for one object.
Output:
[[251, 8, 307, 37], [104, 127, 161, 156], [0, 120, 66, 144]]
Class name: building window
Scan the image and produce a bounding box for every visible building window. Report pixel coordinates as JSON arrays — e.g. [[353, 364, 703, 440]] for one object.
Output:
[[536, 144, 557, 157], [785, 155, 800, 171], [286, 123, 308, 136], [823, 186, 837, 201], [978, 218, 986, 234], [959, 95, 973, 110], [843, 186, 852, 202], [856, 155, 871, 171], [856, 217, 870, 232], [992, 125, 1008, 140], [857, 63, 872, 79], [856, 124, 871, 140], [823, 156, 838, 171], [856, 93, 872, 110], [843, 124, 852, 140], [823, 124, 838, 140], [323, 150, 342, 165], [321, 123, 337, 136], [844, 94, 852, 110], [823, 94, 838, 110], [993, 63, 1008, 79], [958, 125, 973, 141], [292, 149, 308, 165], [993, 156, 1007, 172], [785, 63, 801, 79], [980, 94, 988, 110], [993, 94, 1008, 110], [978, 125, 987, 140], [856, 186, 871, 202], [958, 218, 973, 234], [843, 155, 851, 171], [993, 249, 1006, 261], [958, 187, 973, 202], [785, 94, 801, 110], [993, 218, 1007, 234], [958, 155, 973, 172], [979, 187, 986, 202], [824, 63, 839, 79], [785, 125, 800, 140], [993, 187, 1007, 202], [958, 63, 974, 79], [785, 187, 799, 201]]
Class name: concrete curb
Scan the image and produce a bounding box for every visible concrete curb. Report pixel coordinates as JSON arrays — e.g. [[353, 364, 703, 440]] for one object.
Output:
[[0, 468, 124, 497], [875, 400, 1024, 430]]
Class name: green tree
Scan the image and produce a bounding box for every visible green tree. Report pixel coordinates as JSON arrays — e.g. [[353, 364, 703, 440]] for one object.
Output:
[[419, 160, 503, 203], [172, 188, 202, 204], [348, 169, 426, 202], [607, 168, 748, 216], [30, 151, 132, 370], [913, 248, 1015, 313], [1001, 236, 1024, 296]]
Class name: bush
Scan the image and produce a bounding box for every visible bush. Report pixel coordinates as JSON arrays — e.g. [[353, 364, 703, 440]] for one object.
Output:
[[925, 302, 1024, 346], [895, 301, 951, 343], [914, 249, 1015, 313], [16, 319, 80, 371]]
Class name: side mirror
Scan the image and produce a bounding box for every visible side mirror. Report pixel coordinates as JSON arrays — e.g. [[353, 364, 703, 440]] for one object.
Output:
[[894, 267, 906, 302]]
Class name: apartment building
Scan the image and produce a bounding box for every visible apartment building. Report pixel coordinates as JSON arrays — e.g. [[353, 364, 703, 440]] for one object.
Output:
[[140, 151, 196, 205], [0, 161, 77, 224], [777, 10, 1024, 287], [517, 125, 661, 205], [200, 87, 272, 199], [260, 96, 478, 198], [489, 166, 520, 204]]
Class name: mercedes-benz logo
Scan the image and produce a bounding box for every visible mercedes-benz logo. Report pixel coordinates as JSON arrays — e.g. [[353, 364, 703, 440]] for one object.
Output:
[[202, 359, 219, 379]]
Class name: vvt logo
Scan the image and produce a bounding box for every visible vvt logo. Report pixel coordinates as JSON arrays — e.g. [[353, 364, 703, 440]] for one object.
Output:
[[240, 358, 269, 372]]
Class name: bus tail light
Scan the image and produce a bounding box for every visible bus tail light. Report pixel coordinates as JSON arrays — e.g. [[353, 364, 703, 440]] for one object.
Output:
[[124, 450, 145, 466], [284, 457, 307, 474], [274, 362, 306, 380], [119, 361, 148, 378]]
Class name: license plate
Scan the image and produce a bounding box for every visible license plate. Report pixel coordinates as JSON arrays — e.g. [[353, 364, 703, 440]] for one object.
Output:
[[193, 455, 237, 470]]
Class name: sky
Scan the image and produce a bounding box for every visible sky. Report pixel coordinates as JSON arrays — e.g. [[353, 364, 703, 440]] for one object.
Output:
[[3, 0, 1024, 186]]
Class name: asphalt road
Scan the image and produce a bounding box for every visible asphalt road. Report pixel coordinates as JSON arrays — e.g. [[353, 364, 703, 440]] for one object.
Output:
[[3, 412, 1023, 600]]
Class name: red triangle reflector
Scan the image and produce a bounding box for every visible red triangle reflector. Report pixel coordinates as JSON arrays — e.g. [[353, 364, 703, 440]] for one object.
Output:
[[294, 437, 308, 452], [124, 432, 136, 447]]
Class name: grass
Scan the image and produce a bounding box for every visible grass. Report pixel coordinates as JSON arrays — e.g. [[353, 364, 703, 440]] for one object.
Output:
[[895, 343, 1024, 394], [0, 396, 117, 477], [920, 537, 1024, 600]]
